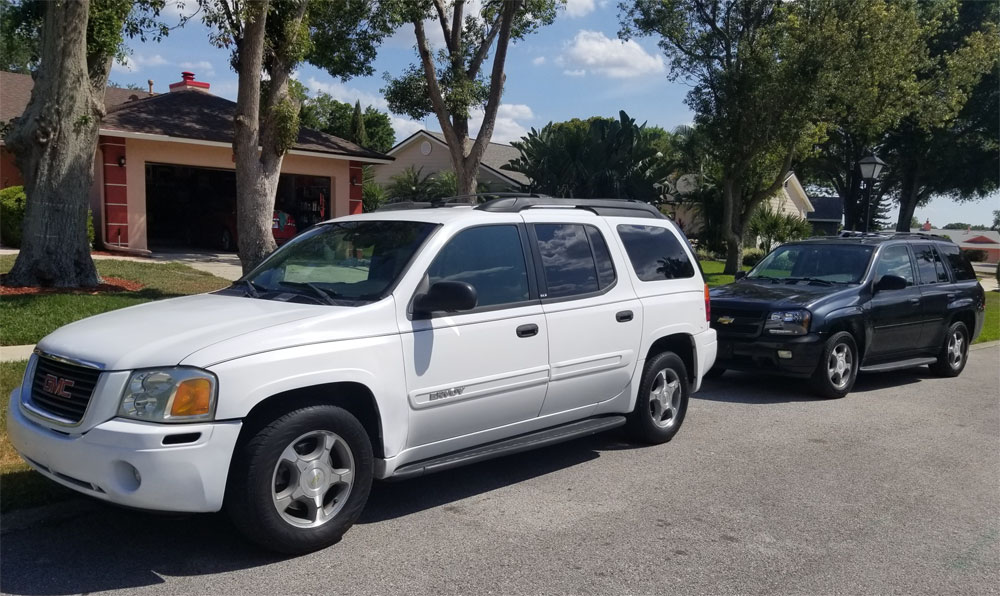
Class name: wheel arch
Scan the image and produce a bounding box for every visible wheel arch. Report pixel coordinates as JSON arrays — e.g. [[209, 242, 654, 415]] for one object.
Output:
[[235, 382, 385, 459], [645, 332, 696, 384], [825, 314, 865, 360]]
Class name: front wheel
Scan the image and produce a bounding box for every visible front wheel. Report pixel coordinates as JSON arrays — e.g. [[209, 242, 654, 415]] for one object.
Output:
[[626, 352, 689, 444], [811, 331, 858, 399], [929, 321, 969, 377], [226, 405, 373, 554]]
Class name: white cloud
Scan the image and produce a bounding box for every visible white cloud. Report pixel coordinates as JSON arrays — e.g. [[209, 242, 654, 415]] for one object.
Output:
[[179, 60, 216, 77], [390, 116, 425, 142], [111, 53, 167, 73], [558, 30, 665, 78], [532, 56, 546, 66], [303, 76, 424, 144], [564, 0, 596, 18], [161, 0, 200, 20], [563, 69, 586, 77], [468, 103, 535, 144], [112, 56, 137, 74]]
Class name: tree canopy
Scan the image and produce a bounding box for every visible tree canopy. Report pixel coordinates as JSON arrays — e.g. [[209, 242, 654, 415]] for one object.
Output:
[[300, 93, 395, 153]]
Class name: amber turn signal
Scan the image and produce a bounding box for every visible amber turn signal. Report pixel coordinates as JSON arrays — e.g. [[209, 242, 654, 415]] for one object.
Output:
[[170, 378, 213, 417]]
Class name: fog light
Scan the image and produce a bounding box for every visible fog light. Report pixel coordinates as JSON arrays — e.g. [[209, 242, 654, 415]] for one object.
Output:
[[777, 350, 793, 359]]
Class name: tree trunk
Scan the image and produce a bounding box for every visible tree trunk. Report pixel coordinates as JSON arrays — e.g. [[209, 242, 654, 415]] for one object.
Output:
[[894, 163, 922, 232], [3, 0, 102, 287], [232, 0, 277, 275], [721, 179, 743, 275]]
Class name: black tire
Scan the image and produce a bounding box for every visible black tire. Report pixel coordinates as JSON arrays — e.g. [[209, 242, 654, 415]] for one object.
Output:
[[704, 366, 726, 379], [626, 352, 689, 444], [810, 331, 858, 399], [929, 321, 969, 377], [226, 405, 373, 554]]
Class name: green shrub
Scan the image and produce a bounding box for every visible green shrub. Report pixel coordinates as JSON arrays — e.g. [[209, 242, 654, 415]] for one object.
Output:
[[0, 185, 26, 247], [962, 248, 988, 262], [742, 247, 765, 267], [0, 186, 95, 249]]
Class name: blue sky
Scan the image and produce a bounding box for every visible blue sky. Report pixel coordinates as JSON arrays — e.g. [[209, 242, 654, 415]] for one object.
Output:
[[109, 0, 997, 227]]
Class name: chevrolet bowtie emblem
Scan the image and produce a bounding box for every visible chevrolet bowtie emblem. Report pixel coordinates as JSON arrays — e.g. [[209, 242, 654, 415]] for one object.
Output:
[[717, 316, 735, 325]]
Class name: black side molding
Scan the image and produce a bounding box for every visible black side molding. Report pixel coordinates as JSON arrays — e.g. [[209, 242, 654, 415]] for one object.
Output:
[[389, 416, 626, 480]]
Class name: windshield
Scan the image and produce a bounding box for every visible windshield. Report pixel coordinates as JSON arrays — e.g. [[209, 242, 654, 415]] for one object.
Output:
[[242, 221, 437, 302], [748, 243, 874, 284]]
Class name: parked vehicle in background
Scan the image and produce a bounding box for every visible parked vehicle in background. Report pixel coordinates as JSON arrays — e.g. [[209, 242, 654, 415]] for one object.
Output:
[[709, 233, 985, 398], [203, 209, 297, 252], [8, 197, 716, 554]]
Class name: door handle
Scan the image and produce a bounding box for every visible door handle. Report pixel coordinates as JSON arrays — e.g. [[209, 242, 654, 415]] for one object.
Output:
[[516, 324, 539, 338], [908, 298, 920, 305], [616, 310, 634, 323]]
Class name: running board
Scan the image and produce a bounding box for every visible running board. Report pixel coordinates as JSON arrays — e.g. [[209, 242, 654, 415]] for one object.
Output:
[[390, 416, 626, 480], [860, 357, 937, 373]]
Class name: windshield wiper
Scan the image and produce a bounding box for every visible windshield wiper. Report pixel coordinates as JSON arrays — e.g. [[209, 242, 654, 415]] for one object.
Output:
[[785, 277, 837, 286], [748, 275, 781, 283], [235, 279, 265, 298], [278, 281, 340, 305]]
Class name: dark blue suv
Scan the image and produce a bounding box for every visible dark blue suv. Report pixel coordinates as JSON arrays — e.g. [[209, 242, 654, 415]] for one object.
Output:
[[709, 234, 986, 398]]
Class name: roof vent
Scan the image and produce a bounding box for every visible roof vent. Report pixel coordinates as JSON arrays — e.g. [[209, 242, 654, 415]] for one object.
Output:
[[169, 71, 211, 92]]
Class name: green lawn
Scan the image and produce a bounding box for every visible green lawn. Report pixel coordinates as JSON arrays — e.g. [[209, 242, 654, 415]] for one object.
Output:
[[0, 256, 230, 346], [700, 260, 749, 287], [978, 291, 999, 344]]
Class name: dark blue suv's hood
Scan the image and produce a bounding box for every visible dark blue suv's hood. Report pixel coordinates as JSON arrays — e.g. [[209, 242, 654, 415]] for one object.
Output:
[[710, 279, 856, 309]]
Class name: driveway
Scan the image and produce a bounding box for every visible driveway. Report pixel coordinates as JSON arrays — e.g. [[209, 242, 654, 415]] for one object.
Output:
[[2, 345, 997, 595], [151, 249, 243, 281]]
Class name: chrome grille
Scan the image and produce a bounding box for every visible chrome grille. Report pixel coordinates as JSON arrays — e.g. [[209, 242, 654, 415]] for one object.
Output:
[[28, 356, 101, 423]]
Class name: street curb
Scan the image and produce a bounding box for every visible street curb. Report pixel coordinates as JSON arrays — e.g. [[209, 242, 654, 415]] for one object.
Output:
[[971, 340, 999, 351]]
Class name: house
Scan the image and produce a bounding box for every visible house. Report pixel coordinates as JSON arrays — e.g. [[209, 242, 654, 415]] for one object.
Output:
[[911, 223, 1000, 263], [806, 194, 843, 236], [373, 129, 529, 191], [0, 71, 391, 253], [664, 171, 815, 239]]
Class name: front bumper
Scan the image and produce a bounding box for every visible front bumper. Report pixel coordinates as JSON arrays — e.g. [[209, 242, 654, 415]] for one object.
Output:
[[714, 332, 825, 377], [7, 386, 241, 513]]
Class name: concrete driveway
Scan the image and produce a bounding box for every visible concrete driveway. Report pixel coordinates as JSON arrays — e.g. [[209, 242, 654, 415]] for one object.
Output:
[[151, 249, 243, 281], [2, 345, 997, 595]]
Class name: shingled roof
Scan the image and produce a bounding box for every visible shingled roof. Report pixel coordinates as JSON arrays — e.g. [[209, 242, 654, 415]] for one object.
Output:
[[1, 71, 153, 124], [416, 130, 530, 186]]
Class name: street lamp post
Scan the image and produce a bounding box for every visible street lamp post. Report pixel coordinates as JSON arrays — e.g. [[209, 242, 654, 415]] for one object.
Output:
[[858, 153, 887, 234]]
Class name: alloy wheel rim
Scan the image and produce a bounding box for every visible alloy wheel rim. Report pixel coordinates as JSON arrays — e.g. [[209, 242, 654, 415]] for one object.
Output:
[[947, 330, 965, 369], [271, 430, 354, 528], [827, 343, 853, 390], [649, 368, 682, 428]]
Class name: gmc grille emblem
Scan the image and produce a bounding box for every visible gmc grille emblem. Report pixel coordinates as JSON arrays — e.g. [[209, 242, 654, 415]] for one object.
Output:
[[42, 374, 75, 399]]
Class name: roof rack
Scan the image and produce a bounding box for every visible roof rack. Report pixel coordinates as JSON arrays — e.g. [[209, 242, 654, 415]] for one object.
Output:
[[888, 232, 952, 241], [837, 230, 953, 242], [476, 197, 666, 219], [374, 192, 550, 212]]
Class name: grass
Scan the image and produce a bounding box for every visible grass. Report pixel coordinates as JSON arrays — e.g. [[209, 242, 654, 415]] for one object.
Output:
[[700, 259, 750, 287], [1, 256, 230, 346], [977, 291, 999, 344]]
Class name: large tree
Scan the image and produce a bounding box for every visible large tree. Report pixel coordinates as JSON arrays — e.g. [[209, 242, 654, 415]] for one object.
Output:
[[3, 0, 168, 287], [622, 0, 853, 273], [202, 0, 394, 273], [383, 0, 557, 197], [300, 93, 395, 153]]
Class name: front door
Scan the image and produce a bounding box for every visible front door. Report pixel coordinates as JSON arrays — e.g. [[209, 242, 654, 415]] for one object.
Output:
[[399, 224, 549, 448], [867, 244, 923, 360], [523, 217, 642, 416]]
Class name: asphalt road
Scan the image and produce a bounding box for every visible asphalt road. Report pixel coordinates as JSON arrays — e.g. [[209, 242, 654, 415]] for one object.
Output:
[[3, 345, 998, 596]]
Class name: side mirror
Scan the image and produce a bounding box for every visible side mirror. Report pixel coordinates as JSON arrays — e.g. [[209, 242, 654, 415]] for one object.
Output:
[[875, 274, 907, 292], [734, 271, 747, 281], [413, 281, 478, 315]]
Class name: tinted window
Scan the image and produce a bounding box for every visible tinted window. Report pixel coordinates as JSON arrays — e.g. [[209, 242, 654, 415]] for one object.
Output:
[[617, 224, 695, 281], [937, 244, 977, 281], [914, 245, 949, 284], [427, 225, 530, 308], [875, 245, 916, 286], [534, 224, 600, 298], [587, 227, 616, 289]]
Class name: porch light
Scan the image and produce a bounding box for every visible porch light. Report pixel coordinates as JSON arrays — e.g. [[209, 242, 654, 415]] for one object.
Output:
[[117, 156, 126, 167]]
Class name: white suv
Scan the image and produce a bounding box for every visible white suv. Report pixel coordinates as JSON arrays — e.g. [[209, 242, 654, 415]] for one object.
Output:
[[8, 197, 717, 553]]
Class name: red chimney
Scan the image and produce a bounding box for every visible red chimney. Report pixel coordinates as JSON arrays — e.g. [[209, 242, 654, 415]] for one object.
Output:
[[921, 219, 932, 232], [169, 71, 211, 92]]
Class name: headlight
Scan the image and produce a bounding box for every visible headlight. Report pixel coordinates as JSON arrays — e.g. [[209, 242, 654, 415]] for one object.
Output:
[[119, 368, 217, 423], [765, 310, 811, 336]]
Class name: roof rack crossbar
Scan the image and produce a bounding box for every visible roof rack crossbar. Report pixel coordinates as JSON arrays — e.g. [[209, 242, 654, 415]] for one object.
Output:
[[476, 197, 666, 219]]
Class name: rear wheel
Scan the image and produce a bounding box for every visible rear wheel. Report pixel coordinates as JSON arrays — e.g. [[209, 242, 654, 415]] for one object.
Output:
[[626, 352, 689, 444], [810, 331, 858, 399], [929, 321, 969, 377], [226, 405, 373, 554]]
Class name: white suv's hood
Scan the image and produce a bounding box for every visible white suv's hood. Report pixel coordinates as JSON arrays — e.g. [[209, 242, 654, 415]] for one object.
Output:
[[35, 294, 332, 371]]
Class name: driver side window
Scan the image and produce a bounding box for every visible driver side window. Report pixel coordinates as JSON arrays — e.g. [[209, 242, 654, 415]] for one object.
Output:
[[425, 225, 531, 308], [876, 245, 915, 286]]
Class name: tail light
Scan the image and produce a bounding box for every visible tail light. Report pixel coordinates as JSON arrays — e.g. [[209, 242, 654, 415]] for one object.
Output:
[[704, 284, 711, 322]]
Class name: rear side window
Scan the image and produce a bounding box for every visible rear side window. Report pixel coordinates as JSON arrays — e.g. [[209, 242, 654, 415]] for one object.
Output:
[[937, 244, 977, 281], [875, 245, 916, 286], [913, 244, 950, 284], [533, 223, 615, 298], [617, 224, 695, 281], [426, 225, 530, 308]]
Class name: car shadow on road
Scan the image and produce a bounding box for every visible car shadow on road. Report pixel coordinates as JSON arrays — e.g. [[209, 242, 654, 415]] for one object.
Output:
[[0, 435, 620, 595], [695, 368, 927, 404]]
